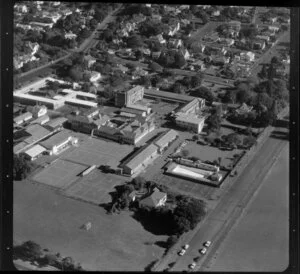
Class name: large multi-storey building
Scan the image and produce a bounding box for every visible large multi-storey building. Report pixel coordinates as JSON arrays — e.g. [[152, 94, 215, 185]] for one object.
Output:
[[115, 85, 145, 107]]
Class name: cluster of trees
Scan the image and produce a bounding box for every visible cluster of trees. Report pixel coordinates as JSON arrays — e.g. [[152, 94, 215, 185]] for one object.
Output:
[[139, 20, 169, 37], [157, 50, 186, 69], [171, 74, 204, 94], [107, 177, 207, 236], [14, 241, 83, 271], [119, 3, 152, 17], [239, 24, 258, 40], [206, 105, 223, 133], [191, 86, 215, 102], [13, 154, 35, 180]]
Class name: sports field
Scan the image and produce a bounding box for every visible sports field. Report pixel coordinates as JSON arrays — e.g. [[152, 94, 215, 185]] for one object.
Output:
[[32, 159, 87, 189], [62, 138, 132, 168], [63, 169, 127, 205]]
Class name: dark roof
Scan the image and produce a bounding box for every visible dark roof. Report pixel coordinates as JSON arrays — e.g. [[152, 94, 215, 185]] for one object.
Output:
[[140, 190, 167, 207]]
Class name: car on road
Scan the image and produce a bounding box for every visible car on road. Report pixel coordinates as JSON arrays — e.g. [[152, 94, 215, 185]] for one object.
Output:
[[199, 247, 207, 254], [204, 241, 211, 247], [183, 244, 189, 250], [178, 249, 186, 256], [189, 262, 197, 269]]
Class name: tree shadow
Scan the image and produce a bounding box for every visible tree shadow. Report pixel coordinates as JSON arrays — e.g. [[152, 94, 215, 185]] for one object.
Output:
[[144, 259, 158, 272], [154, 241, 168, 249]]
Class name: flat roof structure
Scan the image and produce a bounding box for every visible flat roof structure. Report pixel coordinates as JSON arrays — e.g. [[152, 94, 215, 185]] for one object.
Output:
[[40, 130, 72, 150], [45, 117, 68, 129], [123, 144, 158, 171], [175, 113, 205, 124], [24, 144, 46, 159], [144, 89, 194, 103], [166, 162, 221, 186], [30, 114, 50, 125], [154, 129, 178, 149], [65, 98, 98, 108], [14, 111, 33, 124]]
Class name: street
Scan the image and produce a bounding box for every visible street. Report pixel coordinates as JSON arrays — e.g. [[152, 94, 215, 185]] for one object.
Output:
[[153, 107, 289, 272]]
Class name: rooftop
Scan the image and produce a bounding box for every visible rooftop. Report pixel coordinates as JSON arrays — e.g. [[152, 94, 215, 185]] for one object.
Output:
[[40, 130, 72, 150]]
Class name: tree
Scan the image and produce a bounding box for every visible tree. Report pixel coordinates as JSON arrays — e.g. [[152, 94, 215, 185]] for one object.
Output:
[[135, 50, 143, 60], [190, 74, 203, 88], [127, 35, 144, 48], [149, 62, 163, 72], [15, 241, 43, 261], [194, 86, 215, 102], [132, 176, 146, 190], [69, 67, 83, 82], [13, 154, 34, 180], [174, 52, 186, 68], [166, 235, 179, 249], [173, 82, 185, 94], [181, 149, 189, 157]]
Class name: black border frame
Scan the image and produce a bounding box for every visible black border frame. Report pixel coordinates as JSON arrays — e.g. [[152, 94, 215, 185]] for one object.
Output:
[[1, 0, 299, 272]]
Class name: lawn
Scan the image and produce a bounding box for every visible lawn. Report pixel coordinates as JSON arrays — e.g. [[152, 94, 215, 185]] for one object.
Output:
[[63, 169, 128, 205], [62, 137, 133, 169], [32, 159, 87, 189], [14, 180, 168, 271]]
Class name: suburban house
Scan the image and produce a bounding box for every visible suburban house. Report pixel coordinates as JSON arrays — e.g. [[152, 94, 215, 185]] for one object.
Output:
[[255, 34, 270, 42], [211, 10, 220, 17], [268, 25, 280, 33], [139, 188, 167, 208], [65, 32, 77, 39], [152, 51, 162, 59], [14, 112, 33, 125], [30, 115, 50, 125], [236, 103, 253, 115], [240, 51, 255, 62], [44, 117, 68, 131], [219, 38, 235, 46], [152, 14, 162, 21], [84, 55, 97, 68], [212, 55, 230, 65], [168, 38, 183, 48], [253, 40, 266, 50], [15, 4, 28, 13], [180, 48, 190, 60], [167, 22, 180, 36]]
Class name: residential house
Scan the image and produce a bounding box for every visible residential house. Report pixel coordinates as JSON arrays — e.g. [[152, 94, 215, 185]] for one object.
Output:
[[139, 188, 167, 208], [65, 32, 77, 40], [27, 41, 40, 55], [30, 115, 50, 125], [236, 103, 253, 115], [115, 63, 129, 74], [89, 71, 101, 82], [269, 16, 277, 24], [212, 55, 230, 66], [15, 4, 28, 13], [154, 34, 166, 44], [268, 25, 280, 33], [255, 35, 270, 42], [132, 13, 146, 24], [167, 22, 180, 36], [117, 28, 129, 37], [152, 14, 162, 22], [180, 19, 190, 26], [44, 117, 68, 131], [142, 48, 151, 56], [16, 23, 32, 30], [192, 60, 206, 71], [168, 38, 183, 48], [253, 40, 266, 50], [211, 10, 220, 17], [179, 5, 190, 10], [29, 21, 54, 29], [240, 51, 255, 62], [152, 51, 162, 59], [14, 112, 33, 125], [219, 38, 235, 46], [84, 54, 97, 68], [180, 48, 190, 60]]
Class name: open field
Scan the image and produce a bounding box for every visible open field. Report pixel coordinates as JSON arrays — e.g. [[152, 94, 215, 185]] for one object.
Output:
[[14, 180, 168, 271], [63, 169, 127, 205], [62, 137, 133, 168], [32, 159, 87, 189], [207, 144, 289, 271]]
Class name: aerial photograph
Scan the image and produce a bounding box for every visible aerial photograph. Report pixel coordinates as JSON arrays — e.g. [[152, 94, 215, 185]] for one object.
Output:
[[13, 2, 290, 271]]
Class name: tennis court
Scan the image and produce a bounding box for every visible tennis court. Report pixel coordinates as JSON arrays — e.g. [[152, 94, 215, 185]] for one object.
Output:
[[62, 138, 132, 168], [32, 159, 88, 189]]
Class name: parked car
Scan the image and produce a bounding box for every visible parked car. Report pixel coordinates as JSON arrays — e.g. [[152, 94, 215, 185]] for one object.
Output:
[[189, 262, 196, 269], [204, 241, 211, 247], [200, 248, 207, 254], [179, 249, 186, 256], [183, 244, 190, 250]]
